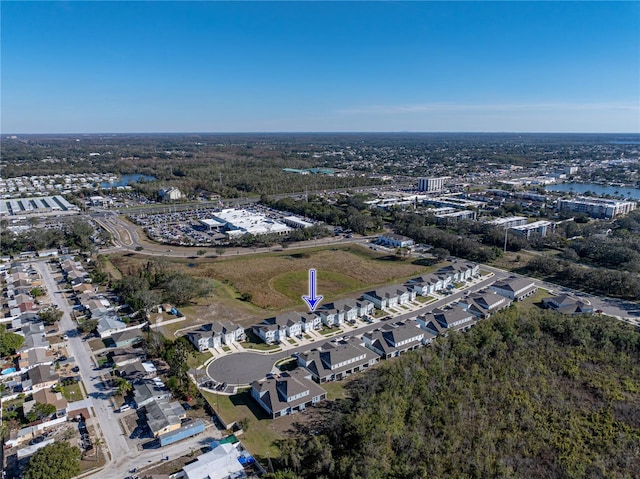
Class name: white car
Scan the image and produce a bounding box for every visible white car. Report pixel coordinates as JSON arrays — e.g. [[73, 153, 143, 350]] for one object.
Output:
[[119, 405, 131, 413]]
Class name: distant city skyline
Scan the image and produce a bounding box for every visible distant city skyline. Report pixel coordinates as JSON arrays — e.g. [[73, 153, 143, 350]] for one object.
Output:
[[2, 1, 638, 134]]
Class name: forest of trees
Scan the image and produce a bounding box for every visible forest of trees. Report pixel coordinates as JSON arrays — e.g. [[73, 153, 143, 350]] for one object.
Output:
[[112, 258, 214, 312], [271, 309, 640, 479], [262, 195, 384, 235]]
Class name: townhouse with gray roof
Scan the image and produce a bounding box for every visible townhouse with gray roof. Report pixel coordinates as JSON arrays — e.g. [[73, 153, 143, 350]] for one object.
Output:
[[433, 306, 476, 332], [437, 261, 479, 282], [362, 321, 425, 359], [186, 321, 244, 352], [406, 273, 452, 296], [542, 294, 593, 315], [253, 312, 308, 344], [490, 276, 538, 301], [363, 285, 416, 310], [295, 339, 379, 383], [251, 368, 327, 419], [460, 290, 512, 319]]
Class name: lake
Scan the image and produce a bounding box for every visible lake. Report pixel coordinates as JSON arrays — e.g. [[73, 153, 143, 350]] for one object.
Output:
[[545, 183, 640, 200], [101, 173, 156, 188]]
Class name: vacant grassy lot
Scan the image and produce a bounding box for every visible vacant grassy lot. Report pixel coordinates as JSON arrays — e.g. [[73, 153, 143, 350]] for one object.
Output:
[[197, 245, 434, 310], [110, 245, 438, 324], [201, 389, 282, 458]]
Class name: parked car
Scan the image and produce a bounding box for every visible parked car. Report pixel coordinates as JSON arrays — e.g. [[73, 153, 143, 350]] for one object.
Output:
[[119, 405, 131, 413]]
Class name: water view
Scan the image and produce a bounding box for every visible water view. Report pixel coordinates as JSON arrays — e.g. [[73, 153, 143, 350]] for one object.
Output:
[[546, 183, 640, 200], [101, 173, 156, 188]]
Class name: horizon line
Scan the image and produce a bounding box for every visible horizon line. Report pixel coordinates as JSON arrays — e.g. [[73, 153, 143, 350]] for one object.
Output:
[[4, 131, 640, 136]]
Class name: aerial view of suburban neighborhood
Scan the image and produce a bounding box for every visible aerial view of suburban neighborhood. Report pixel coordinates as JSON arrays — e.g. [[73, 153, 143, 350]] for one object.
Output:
[[1, 2, 639, 479]]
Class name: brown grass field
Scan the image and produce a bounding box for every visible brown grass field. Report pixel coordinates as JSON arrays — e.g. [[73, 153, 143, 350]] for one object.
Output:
[[110, 244, 440, 327]]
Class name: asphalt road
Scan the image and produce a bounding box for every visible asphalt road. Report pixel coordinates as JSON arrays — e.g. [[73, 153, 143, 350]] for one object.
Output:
[[32, 261, 131, 465], [206, 274, 500, 386]]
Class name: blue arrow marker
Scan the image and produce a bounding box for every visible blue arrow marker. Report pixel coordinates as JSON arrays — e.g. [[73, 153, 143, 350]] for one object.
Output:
[[302, 268, 323, 312]]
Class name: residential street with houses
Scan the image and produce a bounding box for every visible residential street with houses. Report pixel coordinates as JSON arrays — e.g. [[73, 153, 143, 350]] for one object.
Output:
[[31, 261, 131, 472]]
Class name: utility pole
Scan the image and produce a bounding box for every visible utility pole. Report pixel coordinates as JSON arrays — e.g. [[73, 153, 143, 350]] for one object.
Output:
[[503, 227, 508, 253]]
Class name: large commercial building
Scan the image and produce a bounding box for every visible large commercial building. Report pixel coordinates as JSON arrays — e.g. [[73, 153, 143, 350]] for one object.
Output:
[[417, 177, 447, 193], [0, 196, 80, 217], [557, 197, 637, 219], [206, 209, 292, 237]]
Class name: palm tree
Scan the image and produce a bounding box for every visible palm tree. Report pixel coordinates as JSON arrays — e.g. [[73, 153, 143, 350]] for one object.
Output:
[[115, 377, 132, 396], [93, 436, 104, 461]]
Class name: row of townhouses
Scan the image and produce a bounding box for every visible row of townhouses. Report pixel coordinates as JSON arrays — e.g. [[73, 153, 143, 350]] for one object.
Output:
[[249, 261, 480, 345], [250, 275, 539, 419]]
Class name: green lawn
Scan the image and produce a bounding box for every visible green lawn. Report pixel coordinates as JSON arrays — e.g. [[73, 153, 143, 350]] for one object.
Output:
[[187, 351, 213, 369], [61, 381, 85, 401], [321, 381, 350, 401], [319, 326, 342, 336], [244, 330, 282, 351], [201, 390, 282, 458], [515, 288, 551, 313], [416, 295, 435, 303]]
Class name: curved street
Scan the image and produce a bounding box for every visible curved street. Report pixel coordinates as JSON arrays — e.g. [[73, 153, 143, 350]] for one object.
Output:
[[207, 273, 500, 386]]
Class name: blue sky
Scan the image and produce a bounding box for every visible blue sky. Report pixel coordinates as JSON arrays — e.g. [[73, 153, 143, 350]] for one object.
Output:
[[2, 1, 639, 133]]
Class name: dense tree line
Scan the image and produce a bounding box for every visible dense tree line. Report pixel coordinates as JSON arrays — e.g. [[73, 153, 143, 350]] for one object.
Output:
[[392, 212, 504, 262], [112, 258, 213, 311], [0, 218, 99, 256], [262, 195, 384, 235], [524, 255, 640, 300], [272, 309, 640, 479]]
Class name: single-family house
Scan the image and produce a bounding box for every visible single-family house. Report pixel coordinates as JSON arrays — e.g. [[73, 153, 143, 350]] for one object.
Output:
[[110, 329, 143, 348], [133, 381, 171, 408], [118, 360, 150, 381], [251, 368, 327, 419], [111, 347, 147, 367], [96, 315, 127, 338], [24, 389, 68, 418], [26, 364, 59, 391], [145, 398, 186, 437]]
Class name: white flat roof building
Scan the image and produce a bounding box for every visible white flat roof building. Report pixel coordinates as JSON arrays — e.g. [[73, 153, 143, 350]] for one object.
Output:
[[0, 195, 80, 217], [557, 197, 637, 219], [182, 442, 245, 479], [487, 216, 528, 229], [510, 220, 554, 238], [212, 209, 292, 237], [282, 216, 314, 229]]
